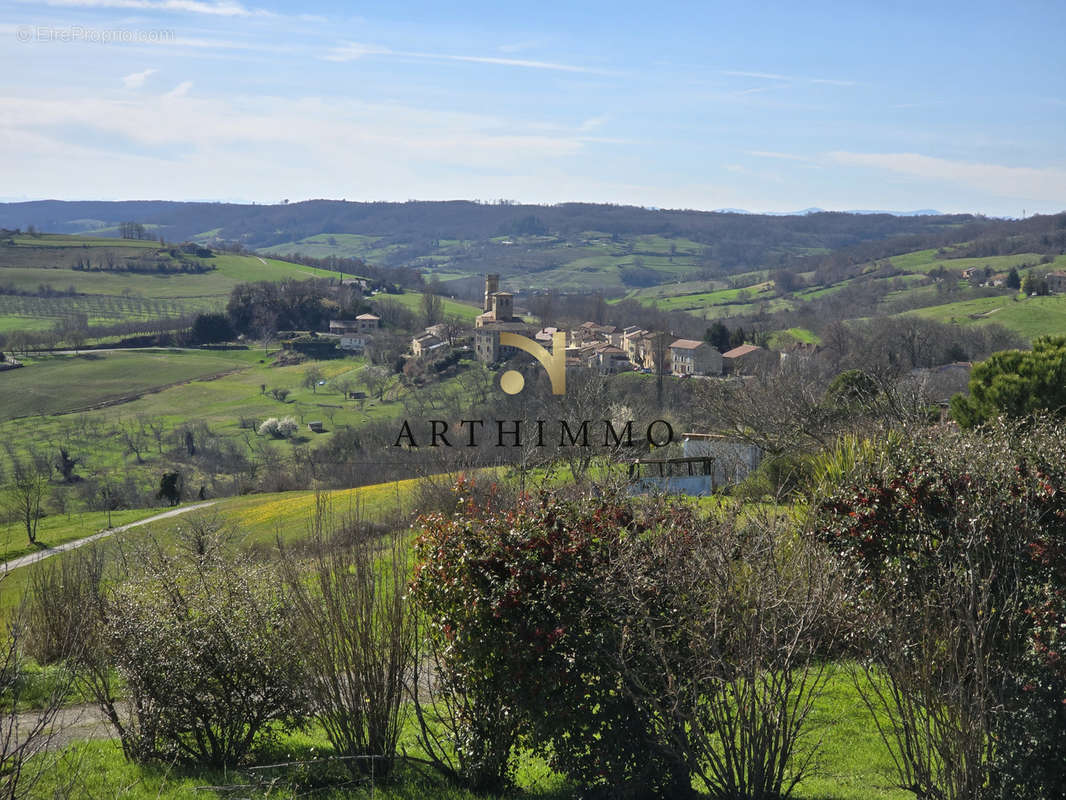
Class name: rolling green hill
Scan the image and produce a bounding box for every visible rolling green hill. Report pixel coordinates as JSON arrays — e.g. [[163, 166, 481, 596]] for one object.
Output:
[[0, 234, 349, 332], [903, 293, 1066, 339], [375, 290, 482, 322]]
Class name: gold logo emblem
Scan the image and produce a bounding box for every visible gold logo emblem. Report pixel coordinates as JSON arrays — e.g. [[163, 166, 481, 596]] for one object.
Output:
[[497, 331, 566, 395]]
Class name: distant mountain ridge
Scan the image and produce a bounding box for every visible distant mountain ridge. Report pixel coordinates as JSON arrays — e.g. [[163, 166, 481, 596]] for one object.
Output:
[[0, 199, 966, 247], [714, 207, 944, 216]]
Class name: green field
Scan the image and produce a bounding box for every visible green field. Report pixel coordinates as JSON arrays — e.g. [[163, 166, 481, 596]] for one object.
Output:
[[258, 232, 396, 261], [377, 290, 483, 322], [767, 327, 820, 348], [0, 347, 476, 523], [260, 230, 724, 293], [0, 235, 350, 329], [0, 506, 165, 564], [0, 349, 256, 421], [904, 292, 1066, 339], [880, 248, 1061, 275], [603, 244, 1066, 347]]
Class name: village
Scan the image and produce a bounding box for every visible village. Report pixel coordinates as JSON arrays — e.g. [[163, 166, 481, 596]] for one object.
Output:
[[326, 274, 782, 380]]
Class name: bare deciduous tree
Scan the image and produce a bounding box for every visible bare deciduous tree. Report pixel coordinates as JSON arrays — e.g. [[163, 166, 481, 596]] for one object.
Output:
[[2, 447, 50, 544]]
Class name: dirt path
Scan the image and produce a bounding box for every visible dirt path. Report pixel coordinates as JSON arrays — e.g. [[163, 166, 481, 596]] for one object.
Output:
[[2, 502, 217, 572], [37, 704, 115, 750]]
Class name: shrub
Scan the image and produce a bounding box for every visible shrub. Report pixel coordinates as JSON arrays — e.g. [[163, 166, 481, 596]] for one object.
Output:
[[104, 524, 307, 766], [411, 481, 847, 798], [258, 416, 298, 438], [31, 520, 309, 766], [281, 512, 415, 780], [732, 451, 816, 502], [815, 418, 1066, 800], [609, 510, 852, 800]]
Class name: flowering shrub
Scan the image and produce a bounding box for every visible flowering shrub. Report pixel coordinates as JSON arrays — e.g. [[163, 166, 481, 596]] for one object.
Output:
[[258, 416, 298, 438]]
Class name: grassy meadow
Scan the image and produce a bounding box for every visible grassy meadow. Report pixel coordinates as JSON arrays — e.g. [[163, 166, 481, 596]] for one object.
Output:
[[608, 245, 1066, 342], [0, 349, 255, 420], [0, 234, 350, 332], [376, 290, 483, 322]]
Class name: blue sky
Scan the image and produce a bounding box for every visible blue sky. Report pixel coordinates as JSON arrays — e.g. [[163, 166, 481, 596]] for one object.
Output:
[[2, 0, 1064, 216]]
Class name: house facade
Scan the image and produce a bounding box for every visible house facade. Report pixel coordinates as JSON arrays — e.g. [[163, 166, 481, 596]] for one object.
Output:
[[722, 344, 778, 374], [669, 339, 723, 376]]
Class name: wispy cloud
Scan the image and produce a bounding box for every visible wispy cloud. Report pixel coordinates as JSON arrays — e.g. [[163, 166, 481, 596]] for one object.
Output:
[[122, 67, 156, 88], [322, 42, 390, 61], [828, 151, 1066, 203], [35, 0, 266, 16], [723, 70, 856, 87], [323, 41, 613, 74], [723, 70, 790, 81], [165, 80, 192, 97], [746, 150, 815, 162], [579, 116, 608, 131]]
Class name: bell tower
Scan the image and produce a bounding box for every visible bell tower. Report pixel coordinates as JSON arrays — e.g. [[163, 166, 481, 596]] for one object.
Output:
[[483, 273, 499, 312]]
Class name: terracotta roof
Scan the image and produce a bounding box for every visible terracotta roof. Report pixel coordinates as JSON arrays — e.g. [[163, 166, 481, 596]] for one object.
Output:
[[722, 344, 763, 358], [670, 338, 706, 350]]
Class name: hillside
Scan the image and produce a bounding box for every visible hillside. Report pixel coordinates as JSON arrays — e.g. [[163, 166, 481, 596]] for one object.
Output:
[[0, 233, 347, 337], [620, 241, 1066, 342], [0, 200, 995, 293]]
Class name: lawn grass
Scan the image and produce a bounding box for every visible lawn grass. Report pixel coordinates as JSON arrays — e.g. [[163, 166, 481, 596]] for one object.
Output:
[[17, 666, 907, 800]]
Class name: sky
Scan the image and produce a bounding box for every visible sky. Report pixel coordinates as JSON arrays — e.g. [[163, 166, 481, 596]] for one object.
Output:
[[2, 0, 1064, 216]]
